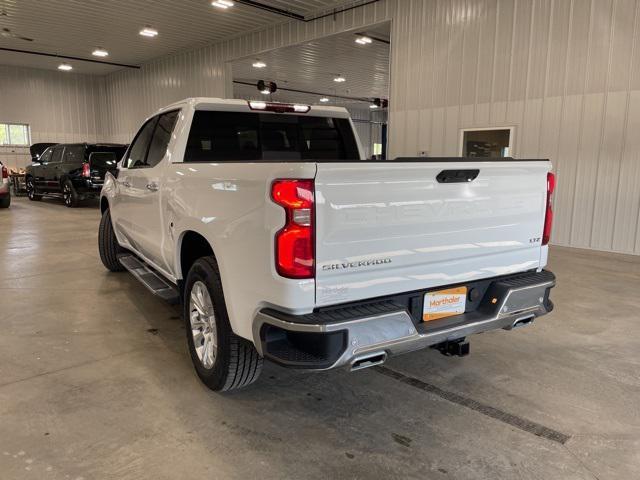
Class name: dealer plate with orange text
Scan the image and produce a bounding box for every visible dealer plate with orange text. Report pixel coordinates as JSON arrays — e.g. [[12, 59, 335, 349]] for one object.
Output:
[[423, 286, 467, 322]]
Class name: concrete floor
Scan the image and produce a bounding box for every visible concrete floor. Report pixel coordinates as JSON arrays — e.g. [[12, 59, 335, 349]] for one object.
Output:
[[1, 195, 639, 480]]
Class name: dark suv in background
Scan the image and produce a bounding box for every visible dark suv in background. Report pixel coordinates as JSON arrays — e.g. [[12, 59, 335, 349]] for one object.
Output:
[[25, 143, 126, 207]]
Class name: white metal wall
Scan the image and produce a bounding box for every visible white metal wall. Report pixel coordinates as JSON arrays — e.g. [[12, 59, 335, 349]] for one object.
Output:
[[390, 0, 640, 254], [0, 65, 102, 170], [12, 0, 636, 254]]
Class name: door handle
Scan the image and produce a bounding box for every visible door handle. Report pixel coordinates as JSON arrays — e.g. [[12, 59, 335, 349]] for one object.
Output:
[[436, 169, 480, 183], [146, 182, 159, 192], [120, 180, 131, 188]]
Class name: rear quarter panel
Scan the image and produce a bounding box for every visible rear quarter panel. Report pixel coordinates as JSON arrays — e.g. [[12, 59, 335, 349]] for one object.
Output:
[[165, 162, 317, 341]]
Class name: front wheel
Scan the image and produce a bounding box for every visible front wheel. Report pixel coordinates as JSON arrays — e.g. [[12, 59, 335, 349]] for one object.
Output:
[[62, 179, 79, 208], [26, 177, 42, 201], [184, 256, 262, 392], [98, 209, 125, 272]]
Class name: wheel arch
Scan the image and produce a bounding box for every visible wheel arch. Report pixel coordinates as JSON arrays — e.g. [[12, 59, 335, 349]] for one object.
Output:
[[177, 230, 216, 283], [100, 196, 109, 213]]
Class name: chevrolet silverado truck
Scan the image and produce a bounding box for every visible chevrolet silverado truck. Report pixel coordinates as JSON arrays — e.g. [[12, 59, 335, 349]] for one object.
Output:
[[98, 98, 556, 392]]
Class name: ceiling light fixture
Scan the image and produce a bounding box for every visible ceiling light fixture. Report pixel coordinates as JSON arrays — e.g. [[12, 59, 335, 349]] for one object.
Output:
[[92, 48, 109, 57], [260, 89, 271, 95], [369, 104, 378, 109], [333, 75, 346, 83], [212, 0, 234, 9], [355, 36, 373, 45], [139, 26, 158, 37], [252, 60, 267, 68], [58, 63, 72, 71], [319, 97, 330, 103]]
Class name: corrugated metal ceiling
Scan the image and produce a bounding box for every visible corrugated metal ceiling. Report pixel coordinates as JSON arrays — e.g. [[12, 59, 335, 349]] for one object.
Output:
[[232, 21, 389, 105], [0, 0, 362, 74]]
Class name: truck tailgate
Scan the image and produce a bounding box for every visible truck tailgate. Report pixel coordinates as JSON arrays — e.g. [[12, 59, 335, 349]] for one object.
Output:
[[314, 161, 550, 306]]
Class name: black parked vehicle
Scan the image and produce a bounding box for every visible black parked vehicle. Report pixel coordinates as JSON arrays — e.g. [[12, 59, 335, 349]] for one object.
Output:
[[30, 143, 57, 162], [25, 143, 126, 207]]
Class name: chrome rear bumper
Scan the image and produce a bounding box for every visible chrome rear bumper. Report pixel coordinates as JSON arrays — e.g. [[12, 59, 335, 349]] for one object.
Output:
[[253, 270, 555, 370]]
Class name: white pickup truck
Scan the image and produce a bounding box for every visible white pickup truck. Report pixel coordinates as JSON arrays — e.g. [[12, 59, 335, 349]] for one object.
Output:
[[99, 98, 556, 392]]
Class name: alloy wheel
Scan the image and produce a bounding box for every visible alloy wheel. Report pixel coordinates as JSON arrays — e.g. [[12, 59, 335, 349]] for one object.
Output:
[[189, 281, 218, 369], [63, 183, 71, 206], [27, 179, 34, 199]]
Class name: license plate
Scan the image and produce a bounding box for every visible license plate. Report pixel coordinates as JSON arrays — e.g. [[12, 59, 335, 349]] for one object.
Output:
[[423, 286, 467, 322]]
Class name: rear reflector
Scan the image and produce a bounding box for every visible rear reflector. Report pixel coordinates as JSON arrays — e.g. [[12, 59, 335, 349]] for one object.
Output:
[[542, 172, 555, 245], [248, 101, 310, 113], [271, 179, 315, 279]]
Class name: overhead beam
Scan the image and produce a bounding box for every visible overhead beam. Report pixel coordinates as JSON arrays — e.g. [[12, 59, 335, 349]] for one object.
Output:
[[233, 80, 375, 103], [235, 0, 381, 23], [0, 47, 141, 69]]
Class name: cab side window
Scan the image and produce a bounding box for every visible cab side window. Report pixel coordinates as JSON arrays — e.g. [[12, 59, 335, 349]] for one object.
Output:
[[125, 118, 157, 169], [146, 111, 179, 168]]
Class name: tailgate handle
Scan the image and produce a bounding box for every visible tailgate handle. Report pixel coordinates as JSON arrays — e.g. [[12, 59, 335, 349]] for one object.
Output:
[[436, 169, 480, 183]]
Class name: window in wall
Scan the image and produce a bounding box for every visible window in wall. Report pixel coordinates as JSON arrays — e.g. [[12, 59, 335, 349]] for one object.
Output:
[[461, 128, 512, 158], [0, 123, 30, 146]]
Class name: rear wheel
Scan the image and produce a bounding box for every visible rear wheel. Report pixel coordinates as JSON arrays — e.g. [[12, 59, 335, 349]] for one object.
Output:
[[62, 179, 79, 208], [98, 209, 125, 272], [184, 256, 262, 392], [0, 195, 9, 208], [26, 177, 42, 201]]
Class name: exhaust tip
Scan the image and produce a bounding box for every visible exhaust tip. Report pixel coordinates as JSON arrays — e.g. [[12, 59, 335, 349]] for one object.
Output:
[[351, 353, 387, 371], [511, 316, 534, 329]]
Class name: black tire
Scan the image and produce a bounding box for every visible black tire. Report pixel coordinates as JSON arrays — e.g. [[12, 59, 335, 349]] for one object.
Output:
[[98, 209, 125, 272], [184, 256, 262, 392], [0, 195, 9, 208], [62, 179, 79, 208], [26, 177, 42, 201]]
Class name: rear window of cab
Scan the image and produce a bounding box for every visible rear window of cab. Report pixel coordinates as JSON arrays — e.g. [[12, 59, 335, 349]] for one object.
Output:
[[184, 111, 360, 162]]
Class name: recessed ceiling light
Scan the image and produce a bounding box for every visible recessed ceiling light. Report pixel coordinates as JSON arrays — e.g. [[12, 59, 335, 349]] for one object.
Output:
[[252, 61, 266, 68], [333, 75, 346, 83], [92, 48, 109, 57], [139, 26, 158, 37], [58, 63, 72, 71], [319, 97, 330, 103], [260, 89, 271, 95], [212, 0, 234, 8], [369, 104, 378, 109], [355, 36, 373, 45]]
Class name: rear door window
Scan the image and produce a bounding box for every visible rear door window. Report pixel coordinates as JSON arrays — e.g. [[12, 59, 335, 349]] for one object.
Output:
[[125, 118, 157, 169], [146, 110, 180, 168], [184, 111, 359, 162], [63, 145, 85, 163], [50, 146, 64, 163]]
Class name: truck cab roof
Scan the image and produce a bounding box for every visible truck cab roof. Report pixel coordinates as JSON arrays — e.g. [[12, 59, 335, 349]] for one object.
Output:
[[157, 97, 351, 119]]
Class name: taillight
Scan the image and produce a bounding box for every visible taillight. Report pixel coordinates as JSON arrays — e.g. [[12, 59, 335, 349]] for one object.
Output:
[[271, 179, 314, 279], [82, 163, 90, 178], [542, 172, 555, 245], [1, 166, 7, 179]]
